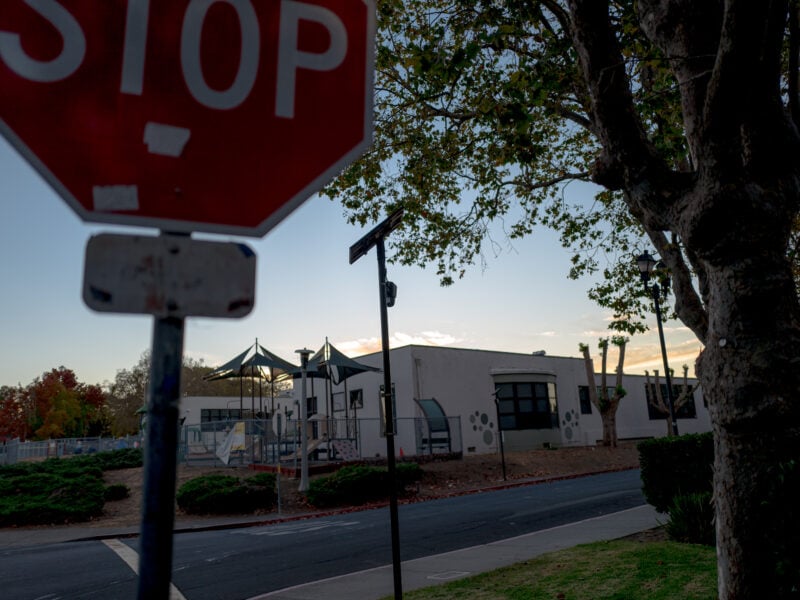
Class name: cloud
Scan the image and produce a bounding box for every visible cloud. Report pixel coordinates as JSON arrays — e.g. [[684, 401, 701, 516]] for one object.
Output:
[[336, 330, 464, 356], [625, 343, 703, 376]]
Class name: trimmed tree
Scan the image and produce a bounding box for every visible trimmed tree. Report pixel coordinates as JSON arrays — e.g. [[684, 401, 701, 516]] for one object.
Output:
[[645, 365, 698, 437], [580, 337, 627, 447]]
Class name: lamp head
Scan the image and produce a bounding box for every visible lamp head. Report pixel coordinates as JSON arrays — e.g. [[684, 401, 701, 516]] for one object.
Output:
[[294, 348, 312, 367], [636, 251, 657, 283], [655, 260, 671, 297]]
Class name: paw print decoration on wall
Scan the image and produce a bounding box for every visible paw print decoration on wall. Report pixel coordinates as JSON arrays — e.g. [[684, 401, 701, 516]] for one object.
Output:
[[469, 411, 495, 446], [561, 409, 579, 440]]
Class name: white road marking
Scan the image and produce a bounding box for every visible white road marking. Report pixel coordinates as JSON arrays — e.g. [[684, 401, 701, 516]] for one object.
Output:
[[102, 539, 187, 600], [232, 519, 360, 537]]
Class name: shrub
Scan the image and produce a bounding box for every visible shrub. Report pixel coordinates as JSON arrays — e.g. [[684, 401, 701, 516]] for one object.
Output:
[[245, 472, 277, 489], [665, 492, 715, 546], [176, 474, 276, 515], [104, 483, 130, 502], [0, 473, 105, 526], [0, 448, 145, 527], [396, 461, 424, 483], [0, 448, 142, 481], [306, 462, 423, 508], [40, 458, 104, 480], [637, 433, 714, 513], [89, 448, 144, 470], [0, 458, 102, 481]]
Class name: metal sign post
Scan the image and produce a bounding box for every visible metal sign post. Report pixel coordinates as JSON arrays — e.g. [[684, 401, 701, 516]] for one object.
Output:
[[349, 208, 404, 600], [138, 315, 184, 599]]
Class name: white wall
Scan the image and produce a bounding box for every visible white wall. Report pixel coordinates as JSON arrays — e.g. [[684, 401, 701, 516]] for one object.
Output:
[[322, 345, 709, 456], [178, 346, 709, 459]]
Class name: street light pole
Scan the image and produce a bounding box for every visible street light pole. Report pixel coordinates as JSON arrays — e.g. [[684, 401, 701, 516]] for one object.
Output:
[[492, 391, 507, 481], [636, 252, 679, 436], [349, 208, 404, 600]]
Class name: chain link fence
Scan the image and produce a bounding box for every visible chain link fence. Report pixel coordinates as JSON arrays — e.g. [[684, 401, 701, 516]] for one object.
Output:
[[179, 416, 461, 467], [0, 416, 461, 468], [0, 434, 143, 466]]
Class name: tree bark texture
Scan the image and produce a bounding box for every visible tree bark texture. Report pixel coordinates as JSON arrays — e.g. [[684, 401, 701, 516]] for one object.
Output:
[[568, 1, 800, 596]]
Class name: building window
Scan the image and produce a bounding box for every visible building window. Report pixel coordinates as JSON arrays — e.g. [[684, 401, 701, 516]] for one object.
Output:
[[200, 408, 243, 431], [577, 386, 618, 415], [379, 383, 397, 436], [644, 384, 697, 420], [306, 396, 318, 418], [496, 382, 558, 430], [577, 387, 593, 415], [350, 389, 363, 409]]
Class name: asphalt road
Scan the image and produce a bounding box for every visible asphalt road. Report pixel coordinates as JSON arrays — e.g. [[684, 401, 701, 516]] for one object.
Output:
[[0, 469, 644, 599]]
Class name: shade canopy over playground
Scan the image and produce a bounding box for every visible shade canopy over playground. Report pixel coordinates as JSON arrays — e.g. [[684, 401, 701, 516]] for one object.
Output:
[[302, 339, 381, 383], [204, 341, 298, 415], [205, 342, 297, 383]]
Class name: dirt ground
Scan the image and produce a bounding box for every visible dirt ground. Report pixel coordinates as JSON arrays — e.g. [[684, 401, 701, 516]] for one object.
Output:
[[94, 443, 641, 530]]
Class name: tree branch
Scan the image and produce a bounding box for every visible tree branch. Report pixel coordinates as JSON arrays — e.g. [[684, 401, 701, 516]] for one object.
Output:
[[566, 1, 679, 230], [701, 1, 790, 171]]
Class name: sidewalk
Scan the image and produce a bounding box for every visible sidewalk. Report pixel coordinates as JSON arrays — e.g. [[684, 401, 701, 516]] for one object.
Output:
[[253, 504, 661, 600], [0, 501, 661, 600]]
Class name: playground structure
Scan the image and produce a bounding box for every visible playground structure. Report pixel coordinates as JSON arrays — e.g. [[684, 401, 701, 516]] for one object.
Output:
[[178, 415, 462, 469]]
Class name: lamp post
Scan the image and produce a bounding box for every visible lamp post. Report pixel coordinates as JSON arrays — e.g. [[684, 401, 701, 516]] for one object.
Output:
[[636, 252, 679, 436], [492, 390, 507, 481], [295, 348, 312, 492]]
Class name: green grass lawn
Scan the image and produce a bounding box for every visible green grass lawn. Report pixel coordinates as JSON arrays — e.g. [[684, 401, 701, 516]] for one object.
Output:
[[390, 538, 717, 600]]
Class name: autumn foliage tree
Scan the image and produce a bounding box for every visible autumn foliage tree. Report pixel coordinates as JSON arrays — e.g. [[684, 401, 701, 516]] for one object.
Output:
[[0, 368, 108, 440], [0, 385, 27, 441], [579, 338, 627, 447]]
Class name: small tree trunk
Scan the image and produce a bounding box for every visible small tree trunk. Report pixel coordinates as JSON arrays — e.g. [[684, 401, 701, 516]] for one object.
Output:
[[601, 407, 617, 448], [581, 340, 626, 448]]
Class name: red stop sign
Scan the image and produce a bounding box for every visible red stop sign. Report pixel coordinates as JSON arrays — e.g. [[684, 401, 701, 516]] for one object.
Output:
[[0, 0, 374, 236]]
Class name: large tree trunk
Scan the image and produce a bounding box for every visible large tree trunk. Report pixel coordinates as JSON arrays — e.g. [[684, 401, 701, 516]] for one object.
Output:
[[568, 2, 800, 595], [698, 246, 800, 597]]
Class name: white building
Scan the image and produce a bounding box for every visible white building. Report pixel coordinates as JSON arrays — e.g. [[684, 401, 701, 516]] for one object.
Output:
[[290, 345, 709, 457], [179, 345, 708, 461]]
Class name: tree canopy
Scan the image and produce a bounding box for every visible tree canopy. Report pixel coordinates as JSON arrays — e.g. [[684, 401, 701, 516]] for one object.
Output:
[[104, 352, 267, 436], [328, 2, 800, 596], [328, 0, 666, 332], [0, 367, 107, 440], [326, 0, 798, 337]]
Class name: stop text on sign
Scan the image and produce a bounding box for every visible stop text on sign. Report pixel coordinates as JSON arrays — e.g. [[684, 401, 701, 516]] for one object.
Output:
[[0, 0, 347, 116], [0, 0, 374, 236]]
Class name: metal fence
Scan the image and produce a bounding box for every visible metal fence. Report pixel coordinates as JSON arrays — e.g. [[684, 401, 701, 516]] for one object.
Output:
[[0, 434, 143, 466], [179, 416, 462, 467]]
